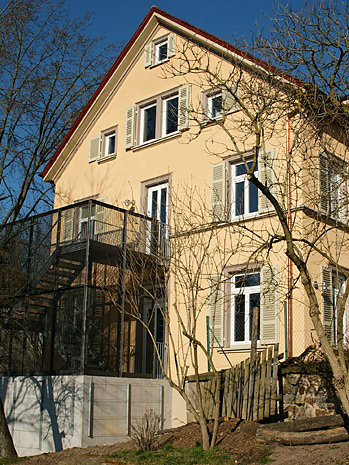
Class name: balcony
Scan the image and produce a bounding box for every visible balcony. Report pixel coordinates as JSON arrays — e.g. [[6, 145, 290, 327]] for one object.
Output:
[[0, 200, 167, 378]]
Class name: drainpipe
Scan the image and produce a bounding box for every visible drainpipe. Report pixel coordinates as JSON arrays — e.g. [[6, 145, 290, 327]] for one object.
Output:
[[286, 114, 293, 358]]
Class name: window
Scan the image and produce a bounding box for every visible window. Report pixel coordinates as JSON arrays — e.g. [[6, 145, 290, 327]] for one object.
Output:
[[101, 126, 117, 160], [209, 265, 279, 348], [231, 272, 260, 344], [203, 87, 239, 120], [155, 39, 168, 65], [125, 85, 190, 149], [88, 126, 118, 163], [210, 150, 274, 222], [144, 33, 176, 68], [231, 160, 258, 217], [319, 152, 348, 222], [146, 182, 169, 255], [139, 93, 178, 144], [207, 91, 223, 119]]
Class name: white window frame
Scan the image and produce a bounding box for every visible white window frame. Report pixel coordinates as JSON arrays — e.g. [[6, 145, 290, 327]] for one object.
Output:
[[145, 33, 176, 68], [207, 91, 223, 119], [140, 101, 157, 144], [138, 91, 179, 145], [231, 159, 259, 218], [100, 126, 117, 161], [230, 272, 260, 345], [154, 39, 168, 65], [319, 151, 348, 222]]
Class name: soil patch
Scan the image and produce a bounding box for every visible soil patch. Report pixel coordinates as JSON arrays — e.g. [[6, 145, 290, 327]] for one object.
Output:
[[7, 419, 349, 465]]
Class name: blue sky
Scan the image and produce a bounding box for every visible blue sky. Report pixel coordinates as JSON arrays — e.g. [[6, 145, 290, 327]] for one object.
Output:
[[69, 0, 307, 49]]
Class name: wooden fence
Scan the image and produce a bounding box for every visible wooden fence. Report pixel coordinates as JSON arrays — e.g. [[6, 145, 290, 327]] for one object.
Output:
[[186, 344, 280, 422]]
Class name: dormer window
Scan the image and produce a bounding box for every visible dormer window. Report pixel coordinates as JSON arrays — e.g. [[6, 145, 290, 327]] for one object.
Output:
[[144, 33, 176, 68]]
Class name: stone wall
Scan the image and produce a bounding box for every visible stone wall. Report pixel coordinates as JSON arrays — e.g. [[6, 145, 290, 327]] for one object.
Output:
[[281, 365, 341, 421]]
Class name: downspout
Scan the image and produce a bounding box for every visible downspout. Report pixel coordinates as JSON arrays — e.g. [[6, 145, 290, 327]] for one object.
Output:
[[286, 114, 293, 358]]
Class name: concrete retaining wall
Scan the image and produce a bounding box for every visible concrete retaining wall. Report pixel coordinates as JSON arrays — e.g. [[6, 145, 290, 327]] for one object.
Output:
[[0, 375, 186, 456]]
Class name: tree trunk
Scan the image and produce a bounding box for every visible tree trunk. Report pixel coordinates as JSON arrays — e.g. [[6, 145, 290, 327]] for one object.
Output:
[[0, 397, 17, 458]]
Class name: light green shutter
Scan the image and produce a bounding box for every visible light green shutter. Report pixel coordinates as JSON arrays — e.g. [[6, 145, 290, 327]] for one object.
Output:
[[144, 43, 153, 67], [178, 84, 191, 131], [222, 86, 239, 113], [258, 149, 275, 214], [211, 161, 226, 222], [89, 136, 100, 162], [62, 208, 74, 242], [125, 106, 136, 149], [321, 266, 334, 343], [260, 264, 279, 344], [208, 274, 224, 346], [168, 33, 176, 57], [318, 152, 329, 215]]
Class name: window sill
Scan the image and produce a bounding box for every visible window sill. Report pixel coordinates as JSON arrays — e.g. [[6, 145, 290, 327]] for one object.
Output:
[[216, 343, 262, 353], [150, 58, 169, 68], [97, 153, 117, 164], [132, 131, 181, 151]]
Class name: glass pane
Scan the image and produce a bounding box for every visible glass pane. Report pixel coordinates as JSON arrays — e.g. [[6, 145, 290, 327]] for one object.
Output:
[[151, 190, 158, 219], [249, 293, 260, 340], [236, 163, 247, 176], [143, 105, 156, 141], [160, 188, 167, 223], [211, 94, 222, 117], [249, 182, 258, 213], [234, 294, 245, 342], [236, 161, 257, 176], [107, 135, 115, 154], [166, 97, 178, 134], [234, 273, 260, 288], [158, 42, 168, 61], [235, 181, 244, 215]]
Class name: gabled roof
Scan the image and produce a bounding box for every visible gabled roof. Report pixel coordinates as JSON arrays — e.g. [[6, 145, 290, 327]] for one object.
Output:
[[42, 6, 302, 181]]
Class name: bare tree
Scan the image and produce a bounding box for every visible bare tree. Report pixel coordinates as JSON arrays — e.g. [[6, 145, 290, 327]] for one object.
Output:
[[159, 0, 349, 420], [106, 185, 244, 450], [0, 0, 118, 226], [0, 0, 119, 457]]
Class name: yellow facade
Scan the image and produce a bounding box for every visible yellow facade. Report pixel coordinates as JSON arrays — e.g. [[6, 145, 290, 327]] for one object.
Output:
[[44, 9, 349, 376]]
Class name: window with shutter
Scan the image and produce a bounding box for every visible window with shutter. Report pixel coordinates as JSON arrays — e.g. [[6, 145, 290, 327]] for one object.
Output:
[[202, 86, 240, 120], [260, 264, 279, 345], [209, 274, 225, 346], [318, 151, 348, 222], [144, 33, 176, 68], [133, 85, 190, 147]]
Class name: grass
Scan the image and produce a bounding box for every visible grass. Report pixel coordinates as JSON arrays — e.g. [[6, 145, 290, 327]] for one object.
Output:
[[108, 443, 240, 465], [258, 456, 275, 464], [0, 458, 27, 465]]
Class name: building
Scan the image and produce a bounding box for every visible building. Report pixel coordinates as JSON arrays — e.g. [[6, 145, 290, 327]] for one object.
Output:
[[1, 6, 349, 456]]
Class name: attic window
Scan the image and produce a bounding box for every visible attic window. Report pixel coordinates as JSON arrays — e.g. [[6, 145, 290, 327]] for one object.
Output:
[[144, 33, 176, 68], [88, 125, 118, 163]]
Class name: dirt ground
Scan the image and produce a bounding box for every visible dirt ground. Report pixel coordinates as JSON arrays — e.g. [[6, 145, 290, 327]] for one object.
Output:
[[11, 419, 349, 465]]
